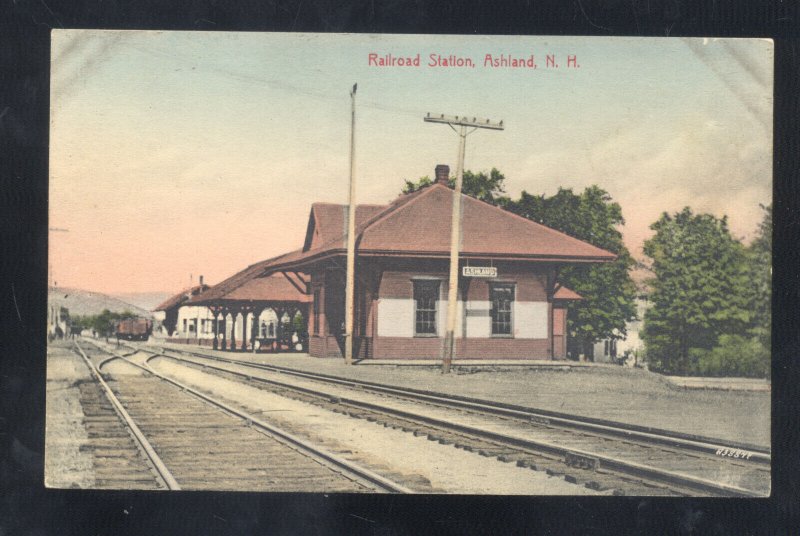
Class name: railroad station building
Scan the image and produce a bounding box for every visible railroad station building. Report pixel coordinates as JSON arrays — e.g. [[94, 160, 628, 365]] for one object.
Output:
[[188, 164, 615, 360], [152, 277, 211, 337]]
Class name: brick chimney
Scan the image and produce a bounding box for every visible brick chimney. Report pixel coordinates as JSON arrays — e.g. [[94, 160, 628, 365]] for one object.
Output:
[[199, 275, 204, 286], [435, 164, 450, 185]]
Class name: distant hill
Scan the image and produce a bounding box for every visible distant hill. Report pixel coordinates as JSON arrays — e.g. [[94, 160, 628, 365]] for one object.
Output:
[[110, 291, 172, 312], [48, 287, 152, 318]]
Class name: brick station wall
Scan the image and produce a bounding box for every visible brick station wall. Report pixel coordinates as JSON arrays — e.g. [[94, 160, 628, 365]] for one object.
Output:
[[373, 336, 551, 359], [372, 266, 554, 359]]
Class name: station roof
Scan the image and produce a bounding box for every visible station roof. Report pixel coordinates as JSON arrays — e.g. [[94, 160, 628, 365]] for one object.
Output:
[[265, 180, 616, 273], [303, 203, 386, 251], [187, 252, 310, 307], [187, 178, 615, 306], [153, 283, 210, 312], [360, 185, 615, 259], [216, 274, 311, 303]]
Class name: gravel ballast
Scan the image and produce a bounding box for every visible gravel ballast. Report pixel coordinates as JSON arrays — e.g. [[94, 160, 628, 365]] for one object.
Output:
[[151, 358, 602, 494], [160, 343, 770, 448]]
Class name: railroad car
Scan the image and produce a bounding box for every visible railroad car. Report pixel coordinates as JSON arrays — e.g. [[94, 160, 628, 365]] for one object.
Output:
[[115, 318, 153, 341]]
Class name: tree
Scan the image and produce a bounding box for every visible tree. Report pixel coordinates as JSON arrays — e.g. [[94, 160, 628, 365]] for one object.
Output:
[[691, 334, 770, 378], [747, 204, 772, 350], [504, 186, 638, 356], [75, 309, 138, 337], [402, 168, 510, 206], [641, 208, 752, 374]]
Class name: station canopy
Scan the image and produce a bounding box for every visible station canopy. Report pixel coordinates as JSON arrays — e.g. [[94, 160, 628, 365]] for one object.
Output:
[[186, 251, 311, 315]]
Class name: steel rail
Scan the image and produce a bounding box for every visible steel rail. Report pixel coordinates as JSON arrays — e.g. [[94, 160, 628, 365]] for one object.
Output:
[[149, 344, 770, 463], [72, 341, 180, 490], [97, 354, 122, 370], [89, 341, 413, 494], [146, 347, 766, 497]]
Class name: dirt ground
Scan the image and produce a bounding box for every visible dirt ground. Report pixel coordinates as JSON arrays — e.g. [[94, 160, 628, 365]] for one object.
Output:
[[44, 344, 95, 488], [163, 344, 770, 449]]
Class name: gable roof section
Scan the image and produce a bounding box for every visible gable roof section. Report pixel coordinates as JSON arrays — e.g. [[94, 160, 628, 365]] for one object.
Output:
[[303, 203, 387, 252], [553, 286, 583, 300], [187, 249, 306, 306], [358, 184, 615, 259], [217, 273, 311, 303], [285, 183, 615, 269], [153, 284, 210, 312]]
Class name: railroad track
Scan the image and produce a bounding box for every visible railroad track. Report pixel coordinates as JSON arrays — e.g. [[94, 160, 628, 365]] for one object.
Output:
[[129, 342, 770, 497], [68, 352, 169, 489], [73, 340, 411, 492]]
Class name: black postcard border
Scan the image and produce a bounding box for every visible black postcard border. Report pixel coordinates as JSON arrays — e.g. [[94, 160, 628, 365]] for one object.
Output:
[[2, 1, 798, 534]]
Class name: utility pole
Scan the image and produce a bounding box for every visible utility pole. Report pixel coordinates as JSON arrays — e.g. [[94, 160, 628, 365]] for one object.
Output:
[[48, 227, 70, 288], [344, 83, 358, 365], [423, 114, 504, 374]]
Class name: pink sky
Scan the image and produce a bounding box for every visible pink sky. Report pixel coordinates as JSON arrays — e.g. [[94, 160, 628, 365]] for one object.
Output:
[[49, 32, 773, 295]]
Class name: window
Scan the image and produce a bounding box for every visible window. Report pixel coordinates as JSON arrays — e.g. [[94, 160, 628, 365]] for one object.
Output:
[[490, 284, 514, 336], [182, 319, 187, 333], [414, 280, 440, 336]]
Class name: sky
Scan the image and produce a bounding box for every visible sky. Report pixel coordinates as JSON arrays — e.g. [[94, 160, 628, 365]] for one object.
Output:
[[49, 31, 773, 295]]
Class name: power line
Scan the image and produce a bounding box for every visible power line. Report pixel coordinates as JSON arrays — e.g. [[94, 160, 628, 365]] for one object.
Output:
[[123, 42, 430, 120]]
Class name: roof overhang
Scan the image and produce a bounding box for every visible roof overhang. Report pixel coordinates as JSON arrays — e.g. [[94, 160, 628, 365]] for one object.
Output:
[[259, 248, 616, 275]]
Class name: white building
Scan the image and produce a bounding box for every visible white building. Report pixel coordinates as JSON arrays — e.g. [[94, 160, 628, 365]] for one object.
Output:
[[173, 305, 284, 343], [592, 266, 652, 364]]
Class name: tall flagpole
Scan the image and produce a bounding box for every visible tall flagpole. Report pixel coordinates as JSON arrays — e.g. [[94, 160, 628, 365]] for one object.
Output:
[[423, 114, 504, 373], [344, 83, 358, 365]]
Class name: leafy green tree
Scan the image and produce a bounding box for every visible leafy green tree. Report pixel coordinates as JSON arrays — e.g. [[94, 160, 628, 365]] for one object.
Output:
[[642, 208, 752, 374], [401, 175, 433, 194], [690, 334, 769, 378], [504, 186, 638, 356], [747, 204, 772, 350], [402, 168, 510, 205], [293, 311, 306, 337], [77, 309, 137, 337], [70, 314, 90, 330]]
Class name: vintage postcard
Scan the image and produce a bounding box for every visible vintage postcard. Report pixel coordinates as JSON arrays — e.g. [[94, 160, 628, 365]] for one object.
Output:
[[47, 31, 772, 495]]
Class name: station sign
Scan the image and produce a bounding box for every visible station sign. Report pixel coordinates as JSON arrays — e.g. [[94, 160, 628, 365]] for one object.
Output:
[[462, 266, 497, 278]]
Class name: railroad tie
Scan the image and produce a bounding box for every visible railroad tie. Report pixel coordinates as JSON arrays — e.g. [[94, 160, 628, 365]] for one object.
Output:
[[565, 451, 600, 471]]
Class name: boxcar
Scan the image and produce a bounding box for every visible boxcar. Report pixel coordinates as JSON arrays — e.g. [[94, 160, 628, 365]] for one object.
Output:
[[115, 318, 153, 341]]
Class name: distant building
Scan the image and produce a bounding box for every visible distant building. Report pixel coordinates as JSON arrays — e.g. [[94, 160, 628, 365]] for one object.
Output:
[[48, 304, 70, 339], [152, 276, 210, 336], [591, 266, 652, 364]]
